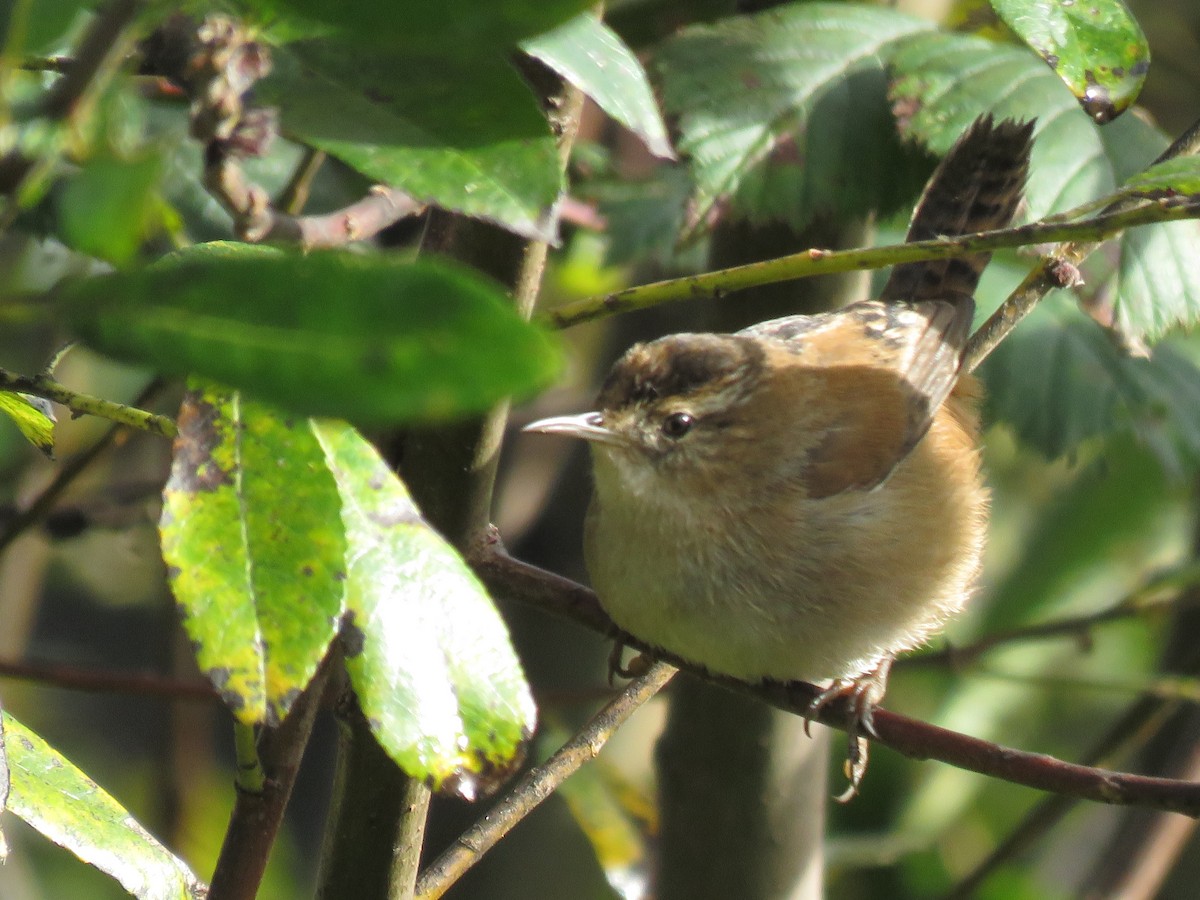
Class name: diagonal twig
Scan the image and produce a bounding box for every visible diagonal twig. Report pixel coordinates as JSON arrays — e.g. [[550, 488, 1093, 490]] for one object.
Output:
[[414, 662, 677, 900]]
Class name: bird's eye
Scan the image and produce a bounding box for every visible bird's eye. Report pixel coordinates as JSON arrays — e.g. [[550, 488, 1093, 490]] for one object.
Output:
[[661, 411, 695, 439]]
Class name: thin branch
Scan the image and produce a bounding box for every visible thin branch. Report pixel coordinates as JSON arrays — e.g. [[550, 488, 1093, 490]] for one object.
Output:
[[208, 661, 329, 900], [376, 72, 589, 900], [0, 369, 177, 437], [961, 668, 1200, 703], [0, 656, 215, 700], [473, 544, 1200, 818], [153, 15, 428, 249], [18, 56, 73, 74], [39, 0, 143, 119], [0, 377, 168, 555], [275, 147, 326, 216], [942, 695, 1182, 899], [909, 564, 1200, 671], [206, 155, 427, 248], [543, 199, 1200, 329], [413, 662, 677, 900], [549, 113, 1200, 336], [233, 720, 265, 793]]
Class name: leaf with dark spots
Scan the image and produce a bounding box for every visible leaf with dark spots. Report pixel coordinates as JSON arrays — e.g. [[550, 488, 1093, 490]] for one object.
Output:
[[162, 384, 348, 725], [989, 0, 1148, 121], [170, 395, 235, 494]]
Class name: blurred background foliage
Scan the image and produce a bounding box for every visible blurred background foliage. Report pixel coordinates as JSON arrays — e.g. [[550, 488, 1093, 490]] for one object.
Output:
[[0, 0, 1199, 897]]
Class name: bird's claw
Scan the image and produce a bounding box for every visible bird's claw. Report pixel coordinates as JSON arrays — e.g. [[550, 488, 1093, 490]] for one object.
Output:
[[804, 658, 893, 800], [607, 641, 652, 684]]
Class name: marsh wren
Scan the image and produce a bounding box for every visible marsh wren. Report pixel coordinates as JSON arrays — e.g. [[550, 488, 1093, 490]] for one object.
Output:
[[527, 116, 1034, 794]]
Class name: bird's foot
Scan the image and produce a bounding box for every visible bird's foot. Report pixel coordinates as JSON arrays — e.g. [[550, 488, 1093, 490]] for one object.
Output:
[[805, 657, 893, 802], [607, 640, 653, 684]]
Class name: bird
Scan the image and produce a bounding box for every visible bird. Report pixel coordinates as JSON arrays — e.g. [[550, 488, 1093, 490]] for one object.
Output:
[[525, 115, 1034, 795]]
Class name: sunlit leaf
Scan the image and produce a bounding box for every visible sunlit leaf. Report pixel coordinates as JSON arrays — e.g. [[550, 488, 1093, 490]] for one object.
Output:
[[161, 384, 347, 725], [5, 712, 205, 899], [524, 14, 675, 160], [313, 421, 536, 797], [60, 243, 562, 426], [989, 0, 1149, 122], [0, 392, 54, 457]]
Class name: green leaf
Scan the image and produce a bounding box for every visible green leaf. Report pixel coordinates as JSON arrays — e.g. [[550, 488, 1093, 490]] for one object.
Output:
[[592, 165, 696, 269], [2, 0, 87, 55], [0, 391, 54, 457], [260, 45, 561, 240], [60, 244, 562, 426], [160, 384, 347, 725], [234, 0, 593, 58], [890, 30, 1200, 340], [989, 0, 1149, 122], [312, 421, 536, 797], [57, 151, 166, 266], [1118, 157, 1200, 200], [4, 711, 205, 899], [524, 14, 675, 160], [982, 291, 1200, 475], [654, 3, 935, 232]]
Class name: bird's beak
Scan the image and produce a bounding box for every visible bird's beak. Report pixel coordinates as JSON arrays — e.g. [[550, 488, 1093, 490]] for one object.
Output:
[[523, 412, 628, 447]]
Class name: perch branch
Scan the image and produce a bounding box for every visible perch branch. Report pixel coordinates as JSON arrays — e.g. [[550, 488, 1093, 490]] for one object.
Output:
[[472, 540, 1200, 818]]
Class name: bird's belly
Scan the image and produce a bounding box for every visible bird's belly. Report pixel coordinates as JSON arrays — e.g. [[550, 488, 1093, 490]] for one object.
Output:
[[584, 487, 979, 685]]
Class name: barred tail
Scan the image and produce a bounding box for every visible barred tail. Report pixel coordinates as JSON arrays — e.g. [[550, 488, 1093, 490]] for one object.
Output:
[[881, 115, 1034, 306]]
